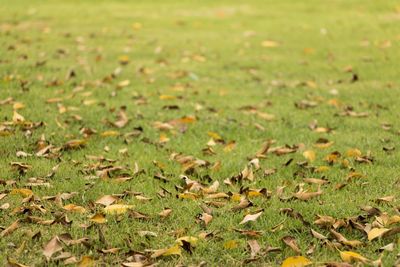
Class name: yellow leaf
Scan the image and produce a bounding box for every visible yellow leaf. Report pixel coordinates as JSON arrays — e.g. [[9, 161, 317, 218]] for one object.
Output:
[[132, 22, 142, 30], [63, 204, 86, 213], [117, 80, 130, 89], [281, 256, 312, 267], [118, 55, 130, 65], [315, 166, 330, 172], [104, 204, 134, 215], [223, 240, 238, 249], [247, 190, 263, 198], [340, 251, 368, 263], [346, 148, 362, 157], [78, 256, 95, 267], [11, 188, 33, 197], [161, 244, 182, 256], [207, 131, 222, 141], [313, 141, 334, 149], [261, 40, 280, 47], [151, 244, 181, 258], [367, 228, 390, 241], [13, 102, 25, 110], [100, 130, 120, 137], [13, 110, 25, 123], [388, 215, 400, 225], [159, 133, 170, 143], [303, 150, 316, 162], [231, 193, 242, 202], [89, 213, 107, 224], [223, 141, 236, 152], [159, 95, 176, 100], [178, 192, 198, 200]]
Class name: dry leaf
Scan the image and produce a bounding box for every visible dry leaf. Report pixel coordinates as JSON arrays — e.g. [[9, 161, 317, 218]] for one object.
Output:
[[104, 204, 134, 215], [78, 256, 95, 267], [200, 212, 213, 226], [281, 256, 312, 267], [63, 204, 86, 213], [247, 239, 261, 258], [89, 213, 107, 224], [223, 240, 238, 249], [367, 228, 389, 241], [303, 150, 316, 162], [261, 40, 280, 47], [282, 236, 301, 254], [151, 244, 182, 258], [95, 195, 118, 206], [0, 219, 19, 237], [339, 251, 368, 263], [43, 236, 63, 260], [239, 211, 263, 224], [159, 208, 173, 218]]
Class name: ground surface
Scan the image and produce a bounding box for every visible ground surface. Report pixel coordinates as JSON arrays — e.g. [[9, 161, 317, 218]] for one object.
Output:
[[1, 0, 400, 266]]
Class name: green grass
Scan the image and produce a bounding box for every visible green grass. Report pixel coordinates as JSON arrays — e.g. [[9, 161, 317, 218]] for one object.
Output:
[[1, 0, 400, 266]]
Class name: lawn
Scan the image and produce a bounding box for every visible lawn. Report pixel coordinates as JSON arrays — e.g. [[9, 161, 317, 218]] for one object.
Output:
[[1, 0, 400, 266]]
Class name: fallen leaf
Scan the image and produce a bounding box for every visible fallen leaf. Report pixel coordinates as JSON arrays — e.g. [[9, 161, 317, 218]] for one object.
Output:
[[151, 244, 182, 258], [261, 40, 280, 47], [95, 195, 118, 206], [89, 213, 107, 224], [63, 204, 86, 213], [43, 236, 63, 260], [223, 240, 238, 249], [282, 236, 301, 254], [104, 204, 134, 215], [239, 210, 263, 224], [159, 208, 173, 218], [339, 251, 368, 263], [367, 228, 390, 241], [281, 256, 312, 267], [78, 256, 95, 267], [248, 239, 261, 258], [303, 150, 316, 162], [0, 219, 19, 237]]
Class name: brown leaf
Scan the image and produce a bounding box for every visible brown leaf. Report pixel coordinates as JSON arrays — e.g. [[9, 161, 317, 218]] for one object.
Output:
[[310, 229, 327, 240], [234, 229, 263, 238], [232, 198, 253, 211], [159, 208, 172, 218], [293, 188, 322, 201], [330, 229, 362, 247], [95, 195, 119, 206], [43, 236, 63, 260], [112, 108, 129, 128], [200, 213, 213, 226], [282, 236, 301, 254], [0, 219, 19, 237], [247, 239, 261, 258]]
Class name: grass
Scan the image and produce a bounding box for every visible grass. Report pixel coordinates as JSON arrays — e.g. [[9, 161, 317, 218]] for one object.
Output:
[[1, 0, 400, 266]]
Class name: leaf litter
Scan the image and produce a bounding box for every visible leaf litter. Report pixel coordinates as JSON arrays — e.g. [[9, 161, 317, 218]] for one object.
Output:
[[1, 1, 400, 266]]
